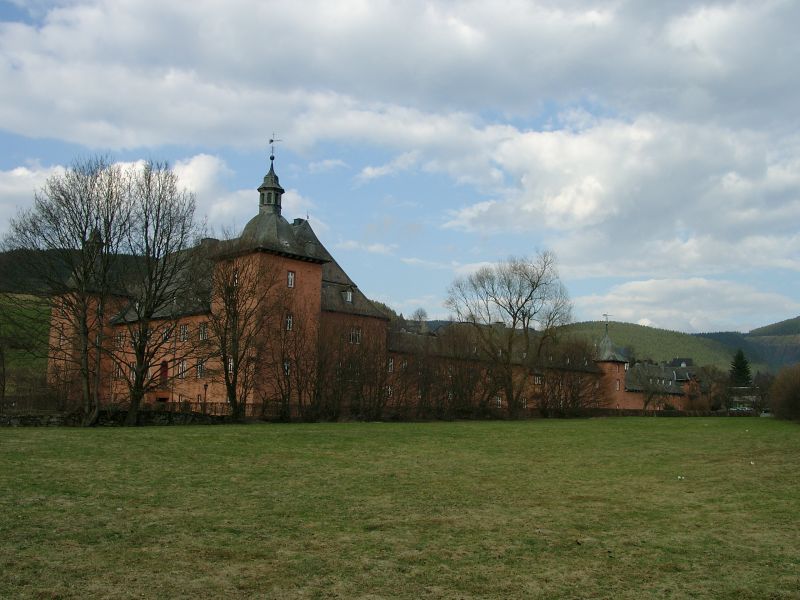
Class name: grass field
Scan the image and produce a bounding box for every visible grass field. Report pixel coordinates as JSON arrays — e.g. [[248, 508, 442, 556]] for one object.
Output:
[[1, 419, 799, 599]]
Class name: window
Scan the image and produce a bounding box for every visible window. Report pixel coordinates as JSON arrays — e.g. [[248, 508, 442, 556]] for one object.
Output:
[[115, 332, 125, 349], [162, 327, 171, 342], [196, 359, 205, 379], [199, 322, 208, 341], [178, 359, 187, 379], [401, 359, 408, 370], [495, 395, 502, 409], [349, 327, 362, 344], [114, 362, 123, 379], [129, 362, 136, 377], [615, 379, 620, 391], [227, 357, 234, 374], [233, 268, 239, 288], [343, 289, 352, 303], [387, 357, 394, 373], [287, 271, 295, 288], [285, 313, 293, 331], [283, 360, 290, 375], [522, 397, 528, 409], [385, 385, 393, 398], [179, 324, 189, 342], [533, 375, 544, 385]]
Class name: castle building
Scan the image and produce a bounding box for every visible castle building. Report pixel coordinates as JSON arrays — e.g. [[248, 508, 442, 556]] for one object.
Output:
[[47, 157, 712, 419]]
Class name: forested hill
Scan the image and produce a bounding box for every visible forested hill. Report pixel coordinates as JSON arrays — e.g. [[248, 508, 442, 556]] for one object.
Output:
[[748, 316, 800, 337], [562, 320, 800, 373]]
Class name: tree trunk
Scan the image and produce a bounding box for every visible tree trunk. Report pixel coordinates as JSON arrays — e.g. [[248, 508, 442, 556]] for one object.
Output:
[[125, 384, 144, 426]]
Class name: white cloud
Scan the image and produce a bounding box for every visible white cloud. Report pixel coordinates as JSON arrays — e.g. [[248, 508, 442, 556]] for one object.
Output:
[[0, 163, 64, 238], [574, 278, 800, 333], [356, 151, 419, 183], [307, 158, 348, 174], [334, 240, 397, 255], [400, 257, 451, 270], [2, 1, 800, 333]]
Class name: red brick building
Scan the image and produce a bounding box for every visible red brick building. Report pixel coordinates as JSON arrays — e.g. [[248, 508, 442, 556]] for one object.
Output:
[[48, 158, 712, 419]]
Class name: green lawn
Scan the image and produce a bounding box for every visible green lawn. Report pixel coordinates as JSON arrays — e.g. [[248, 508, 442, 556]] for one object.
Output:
[[1, 419, 799, 599]]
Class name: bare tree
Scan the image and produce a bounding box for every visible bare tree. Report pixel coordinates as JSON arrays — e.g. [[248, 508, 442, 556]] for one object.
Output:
[[204, 250, 280, 421], [445, 252, 572, 418], [114, 161, 201, 426], [3, 156, 129, 424], [538, 338, 608, 416], [264, 300, 320, 422]]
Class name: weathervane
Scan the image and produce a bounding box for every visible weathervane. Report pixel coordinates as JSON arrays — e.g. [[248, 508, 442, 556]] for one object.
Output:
[[602, 313, 613, 334], [268, 133, 282, 163]]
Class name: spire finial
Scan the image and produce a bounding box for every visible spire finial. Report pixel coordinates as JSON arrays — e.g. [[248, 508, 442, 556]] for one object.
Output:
[[602, 313, 612, 335], [268, 133, 282, 164]]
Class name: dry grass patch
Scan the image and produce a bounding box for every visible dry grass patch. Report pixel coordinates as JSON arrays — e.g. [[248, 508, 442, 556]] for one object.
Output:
[[1, 418, 800, 599]]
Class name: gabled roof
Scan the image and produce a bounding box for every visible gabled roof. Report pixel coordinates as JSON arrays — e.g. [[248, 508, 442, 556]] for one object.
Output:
[[291, 218, 388, 320]]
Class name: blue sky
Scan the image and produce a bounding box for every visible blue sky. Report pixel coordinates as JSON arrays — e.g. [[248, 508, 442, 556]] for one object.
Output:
[[1, 0, 799, 333]]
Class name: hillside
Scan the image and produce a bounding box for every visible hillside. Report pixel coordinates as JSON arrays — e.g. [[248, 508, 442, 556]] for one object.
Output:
[[562, 321, 770, 372], [749, 315, 800, 337]]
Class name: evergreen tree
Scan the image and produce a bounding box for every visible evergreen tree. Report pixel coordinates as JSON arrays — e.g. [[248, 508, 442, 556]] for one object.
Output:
[[729, 348, 752, 387]]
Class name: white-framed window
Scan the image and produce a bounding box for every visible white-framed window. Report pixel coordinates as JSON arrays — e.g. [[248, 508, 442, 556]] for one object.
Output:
[[162, 327, 171, 342], [227, 357, 234, 374], [283, 360, 290, 375], [388, 357, 394, 373], [287, 271, 295, 288], [115, 332, 125, 349], [286, 313, 293, 331], [349, 327, 362, 344], [533, 375, 544, 385], [385, 385, 393, 398], [495, 395, 502, 408], [179, 324, 189, 342], [344, 289, 352, 303], [233, 268, 239, 288], [178, 359, 187, 380], [522, 397, 528, 409], [199, 322, 208, 341], [114, 362, 123, 379], [401, 359, 408, 370], [615, 379, 620, 391], [196, 359, 205, 379]]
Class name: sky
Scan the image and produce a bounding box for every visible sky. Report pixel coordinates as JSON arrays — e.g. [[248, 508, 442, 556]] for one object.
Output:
[[0, 0, 799, 333]]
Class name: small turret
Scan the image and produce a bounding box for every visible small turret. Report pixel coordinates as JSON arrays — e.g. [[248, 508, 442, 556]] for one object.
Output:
[[258, 153, 285, 215]]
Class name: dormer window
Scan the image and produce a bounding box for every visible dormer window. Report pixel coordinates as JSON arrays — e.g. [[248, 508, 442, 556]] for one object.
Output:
[[343, 289, 353, 303], [287, 271, 295, 288]]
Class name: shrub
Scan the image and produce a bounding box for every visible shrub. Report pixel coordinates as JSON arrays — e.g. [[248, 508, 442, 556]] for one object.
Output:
[[770, 364, 800, 420]]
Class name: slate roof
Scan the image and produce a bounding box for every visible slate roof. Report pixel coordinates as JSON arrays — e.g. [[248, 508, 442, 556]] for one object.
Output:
[[624, 362, 694, 395], [595, 332, 629, 362], [387, 322, 600, 372], [290, 217, 388, 320], [235, 212, 326, 263]]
